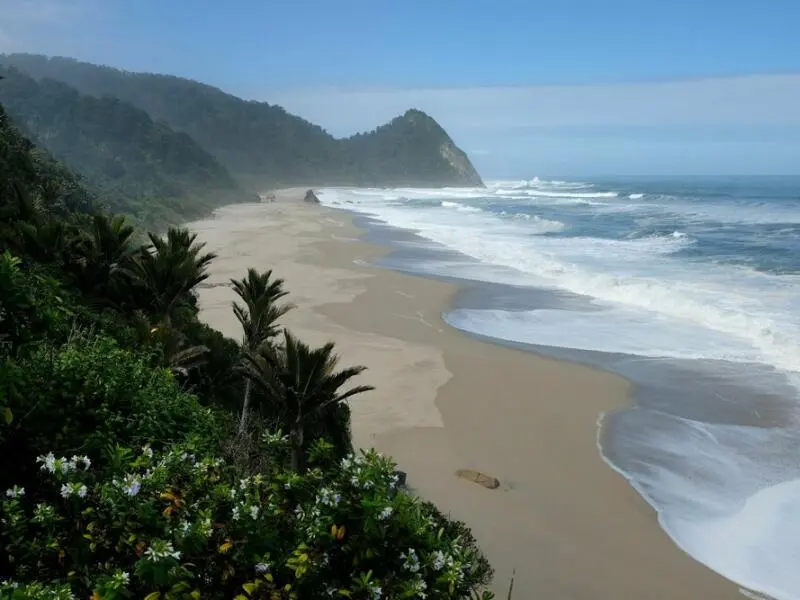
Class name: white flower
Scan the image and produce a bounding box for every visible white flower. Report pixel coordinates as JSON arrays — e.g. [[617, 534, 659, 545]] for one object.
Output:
[[413, 577, 427, 598], [5, 486, 24, 499], [144, 540, 181, 562], [432, 550, 446, 571], [232, 506, 241, 521], [249, 505, 260, 520], [70, 455, 91, 470], [401, 549, 420, 573], [37, 453, 57, 473], [61, 483, 88, 499], [112, 571, 130, 585], [228, 487, 237, 500], [378, 506, 393, 521], [122, 476, 141, 497], [371, 585, 382, 600], [142, 445, 154, 459], [254, 562, 270, 574]]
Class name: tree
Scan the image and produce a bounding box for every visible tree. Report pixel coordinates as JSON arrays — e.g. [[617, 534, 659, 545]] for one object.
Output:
[[75, 213, 136, 300], [231, 268, 293, 434], [242, 331, 374, 471], [123, 227, 216, 327]]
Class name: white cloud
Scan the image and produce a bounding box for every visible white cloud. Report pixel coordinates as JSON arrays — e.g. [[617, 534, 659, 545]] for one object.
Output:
[[259, 75, 800, 175]]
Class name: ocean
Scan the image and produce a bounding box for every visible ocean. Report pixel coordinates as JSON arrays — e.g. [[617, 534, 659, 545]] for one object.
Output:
[[317, 176, 800, 600]]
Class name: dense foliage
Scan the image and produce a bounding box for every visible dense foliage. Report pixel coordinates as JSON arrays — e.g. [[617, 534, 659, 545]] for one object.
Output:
[[0, 54, 484, 189], [0, 66, 256, 229], [0, 109, 493, 598]]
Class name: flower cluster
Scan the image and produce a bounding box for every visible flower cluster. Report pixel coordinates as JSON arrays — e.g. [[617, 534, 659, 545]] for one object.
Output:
[[0, 442, 492, 600], [36, 453, 91, 476]]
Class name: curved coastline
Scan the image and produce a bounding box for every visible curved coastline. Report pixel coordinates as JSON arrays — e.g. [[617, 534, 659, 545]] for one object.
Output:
[[192, 190, 740, 599]]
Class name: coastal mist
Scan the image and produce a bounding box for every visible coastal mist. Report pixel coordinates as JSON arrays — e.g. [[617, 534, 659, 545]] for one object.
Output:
[[318, 177, 800, 600]]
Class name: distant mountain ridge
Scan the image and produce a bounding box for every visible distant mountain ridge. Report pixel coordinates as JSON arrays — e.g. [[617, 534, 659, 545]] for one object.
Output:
[[0, 65, 256, 227], [0, 54, 483, 190]]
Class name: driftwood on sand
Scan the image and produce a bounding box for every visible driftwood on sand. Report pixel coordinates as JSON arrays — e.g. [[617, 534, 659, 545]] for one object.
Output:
[[455, 469, 500, 489]]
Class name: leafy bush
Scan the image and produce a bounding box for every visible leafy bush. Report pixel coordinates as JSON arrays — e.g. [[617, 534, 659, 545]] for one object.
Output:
[[0, 334, 221, 492], [0, 251, 70, 351], [0, 437, 492, 599]]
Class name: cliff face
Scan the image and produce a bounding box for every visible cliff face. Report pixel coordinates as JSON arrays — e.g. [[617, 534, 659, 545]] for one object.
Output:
[[0, 54, 483, 189]]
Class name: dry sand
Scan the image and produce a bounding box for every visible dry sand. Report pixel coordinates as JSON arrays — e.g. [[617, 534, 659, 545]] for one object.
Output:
[[190, 189, 741, 599]]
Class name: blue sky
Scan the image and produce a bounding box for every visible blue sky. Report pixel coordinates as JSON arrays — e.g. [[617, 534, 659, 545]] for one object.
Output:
[[1, 0, 799, 175]]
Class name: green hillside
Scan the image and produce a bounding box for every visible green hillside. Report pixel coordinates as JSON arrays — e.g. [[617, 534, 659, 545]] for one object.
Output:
[[0, 66, 256, 227], [1, 53, 483, 189]]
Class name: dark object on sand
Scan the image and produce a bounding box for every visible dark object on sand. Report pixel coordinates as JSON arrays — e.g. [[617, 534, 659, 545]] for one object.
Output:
[[396, 470, 407, 488], [455, 468, 500, 489], [304, 189, 320, 204]]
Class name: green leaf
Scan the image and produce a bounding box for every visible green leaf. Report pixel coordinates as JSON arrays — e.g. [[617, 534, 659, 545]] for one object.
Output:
[[242, 583, 256, 596], [144, 593, 161, 600]]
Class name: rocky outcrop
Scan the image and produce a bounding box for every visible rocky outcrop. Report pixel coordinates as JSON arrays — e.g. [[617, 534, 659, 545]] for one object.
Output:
[[304, 189, 320, 204]]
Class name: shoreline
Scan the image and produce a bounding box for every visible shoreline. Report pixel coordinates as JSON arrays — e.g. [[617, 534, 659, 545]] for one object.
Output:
[[190, 190, 740, 599]]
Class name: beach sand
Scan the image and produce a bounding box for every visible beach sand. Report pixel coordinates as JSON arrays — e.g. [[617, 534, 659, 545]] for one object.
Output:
[[190, 189, 740, 599]]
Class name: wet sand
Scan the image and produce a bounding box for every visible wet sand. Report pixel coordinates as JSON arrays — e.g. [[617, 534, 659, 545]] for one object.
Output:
[[190, 189, 740, 599]]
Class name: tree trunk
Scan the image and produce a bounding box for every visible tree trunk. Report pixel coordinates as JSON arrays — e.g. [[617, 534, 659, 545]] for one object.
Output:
[[238, 378, 252, 435], [290, 420, 304, 472]]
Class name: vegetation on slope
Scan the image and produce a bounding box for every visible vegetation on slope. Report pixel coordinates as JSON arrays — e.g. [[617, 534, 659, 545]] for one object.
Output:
[[0, 107, 493, 599], [0, 66, 256, 229], [0, 54, 484, 189]]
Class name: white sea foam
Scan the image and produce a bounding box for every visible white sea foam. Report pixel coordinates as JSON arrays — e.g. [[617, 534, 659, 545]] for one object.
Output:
[[440, 200, 482, 213], [496, 189, 619, 199], [629, 193, 645, 199], [667, 477, 800, 600], [317, 186, 800, 379], [445, 307, 759, 363]]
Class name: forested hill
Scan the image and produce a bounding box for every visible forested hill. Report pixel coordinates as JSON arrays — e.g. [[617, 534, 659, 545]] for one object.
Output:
[[0, 66, 257, 227], [0, 54, 484, 189]]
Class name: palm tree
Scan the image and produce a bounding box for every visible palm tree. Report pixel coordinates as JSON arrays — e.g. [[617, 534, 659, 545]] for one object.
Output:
[[77, 213, 136, 300], [123, 227, 216, 327], [231, 268, 293, 434], [132, 311, 209, 377], [242, 330, 374, 471]]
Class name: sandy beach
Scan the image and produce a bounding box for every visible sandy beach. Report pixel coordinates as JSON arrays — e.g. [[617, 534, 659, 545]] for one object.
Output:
[[189, 189, 741, 599]]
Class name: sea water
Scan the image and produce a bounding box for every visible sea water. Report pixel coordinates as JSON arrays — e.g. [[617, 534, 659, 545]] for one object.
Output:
[[317, 176, 800, 599]]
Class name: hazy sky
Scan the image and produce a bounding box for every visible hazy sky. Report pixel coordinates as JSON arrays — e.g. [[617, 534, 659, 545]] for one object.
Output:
[[1, 0, 799, 175]]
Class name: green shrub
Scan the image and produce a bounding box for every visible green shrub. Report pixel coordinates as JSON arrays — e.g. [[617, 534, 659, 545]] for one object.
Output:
[[0, 437, 492, 599], [0, 251, 70, 351], [0, 334, 221, 492]]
